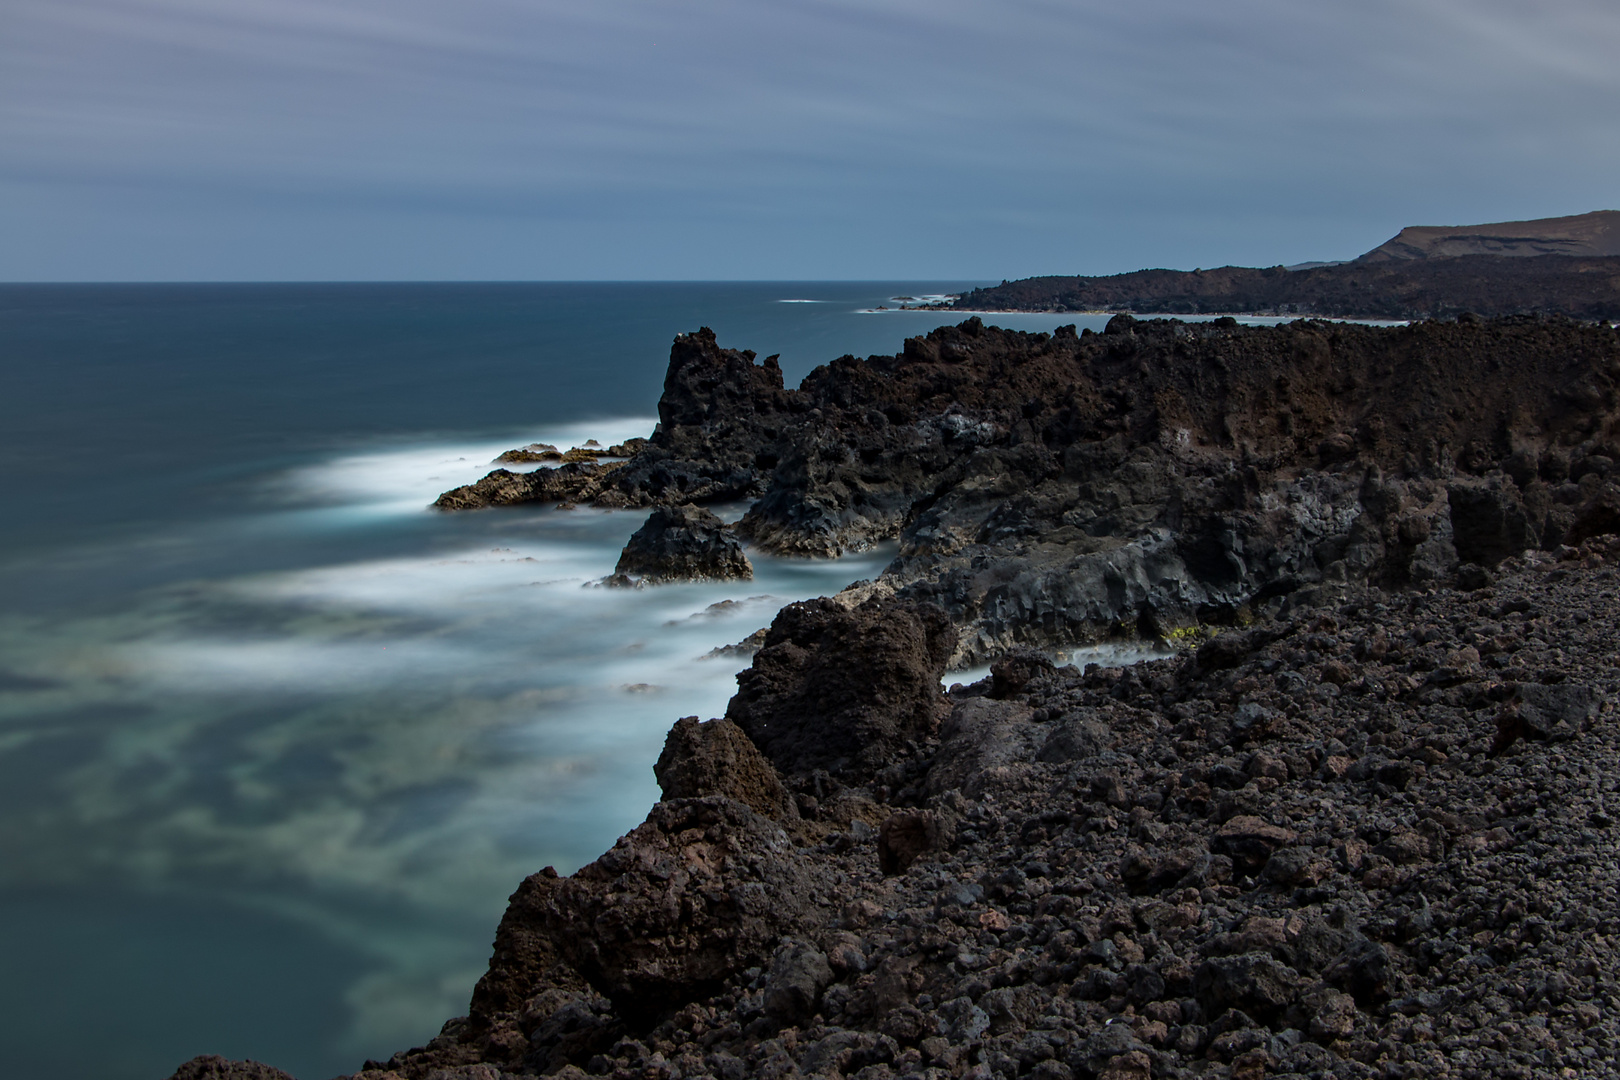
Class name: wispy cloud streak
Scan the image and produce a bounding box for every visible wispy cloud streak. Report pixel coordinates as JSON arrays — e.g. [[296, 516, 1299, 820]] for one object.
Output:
[[3, 0, 1618, 278]]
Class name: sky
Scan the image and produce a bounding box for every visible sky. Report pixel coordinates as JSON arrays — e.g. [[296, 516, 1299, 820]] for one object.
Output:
[[3, 0, 1618, 281]]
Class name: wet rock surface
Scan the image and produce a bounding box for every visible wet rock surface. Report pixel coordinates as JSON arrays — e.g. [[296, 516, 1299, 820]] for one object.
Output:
[[607, 505, 753, 585], [252, 535, 1620, 1080]]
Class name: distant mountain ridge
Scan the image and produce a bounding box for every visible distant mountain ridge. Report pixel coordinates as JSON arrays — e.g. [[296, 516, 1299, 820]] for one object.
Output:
[[951, 211, 1620, 320], [1357, 210, 1620, 262]]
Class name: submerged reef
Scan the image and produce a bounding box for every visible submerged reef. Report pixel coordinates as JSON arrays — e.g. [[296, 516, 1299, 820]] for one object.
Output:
[[176, 314, 1620, 1080]]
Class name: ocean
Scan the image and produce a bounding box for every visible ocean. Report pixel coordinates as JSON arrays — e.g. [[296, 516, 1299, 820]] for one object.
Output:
[[0, 282, 1150, 1080]]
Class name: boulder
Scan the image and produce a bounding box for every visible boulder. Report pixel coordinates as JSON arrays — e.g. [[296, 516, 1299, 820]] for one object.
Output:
[[653, 716, 796, 821], [1193, 953, 1309, 1022], [1447, 477, 1534, 567], [762, 939, 834, 1023], [989, 649, 1057, 699], [876, 809, 953, 874], [608, 505, 752, 585], [927, 697, 1044, 798], [1212, 816, 1298, 874], [549, 798, 829, 1023], [166, 1058, 296, 1080], [726, 597, 955, 782]]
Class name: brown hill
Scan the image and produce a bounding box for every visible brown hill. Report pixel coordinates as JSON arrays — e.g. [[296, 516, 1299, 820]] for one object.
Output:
[[1357, 210, 1620, 262]]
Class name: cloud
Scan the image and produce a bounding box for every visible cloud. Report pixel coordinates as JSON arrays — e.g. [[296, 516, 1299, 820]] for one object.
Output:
[[3, 0, 1618, 277]]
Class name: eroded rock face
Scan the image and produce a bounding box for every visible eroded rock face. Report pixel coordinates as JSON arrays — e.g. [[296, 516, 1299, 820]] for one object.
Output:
[[233, 536, 1620, 1080], [591, 327, 795, 509], [607, 505, 752, 585], [876, 809, 953, 874], [464, 868, 587, 1036], [438, 317, 1620, 662], [725, 597, 956, 783], [653, 716, 795, 821], [550, 798, 830, 1024], [433, 461, 613, 511]]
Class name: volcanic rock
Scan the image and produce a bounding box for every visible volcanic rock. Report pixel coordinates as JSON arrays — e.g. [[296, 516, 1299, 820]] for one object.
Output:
[[725, 596, 955, 782], [548, 798, 829, 1024], [439, 316, 1620, 671], [606, 505, 752, 585], [291, 312, 1620, 1080], [166, 1058, 297, 1080], [493, 445, 561, 464], [989, 648, 1057, 699], [433, 461, 610, 510], [1212, 815, 1298, 874], [653, 716, 796, 821], [875, 808, 953, 874], [1193, 952, 1309, 1022], [230, 534, 1620, 1080]]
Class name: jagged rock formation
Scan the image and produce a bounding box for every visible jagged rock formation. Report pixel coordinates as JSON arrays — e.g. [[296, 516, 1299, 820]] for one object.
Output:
[[434, 461, 614, 510], [726, 598, 956, 785], [438, 317, 1620, 664], [1357, 210, 1620, 263], [606, 505, 753, 585], [193, 314, 1619, 1080], [655, 716, 798, 822], [211, 534, 1620, 1080], [435, 330, 791, 512]]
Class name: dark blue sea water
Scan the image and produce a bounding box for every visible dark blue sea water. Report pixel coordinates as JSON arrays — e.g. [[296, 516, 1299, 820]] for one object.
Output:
[[0, 283, 1127, 1080]]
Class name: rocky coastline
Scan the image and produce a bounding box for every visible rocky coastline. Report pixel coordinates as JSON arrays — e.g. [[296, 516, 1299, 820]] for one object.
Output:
[[437, 315, 1620, 666], [947, 257, 1620, 323], [947, 212, 1620, 321], [173, 313, 1620, 1080]]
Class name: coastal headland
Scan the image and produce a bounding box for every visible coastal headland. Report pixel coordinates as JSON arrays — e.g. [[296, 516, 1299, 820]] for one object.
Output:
[[174, 311, 1620, 1080], [950, 212, 1620, 321]]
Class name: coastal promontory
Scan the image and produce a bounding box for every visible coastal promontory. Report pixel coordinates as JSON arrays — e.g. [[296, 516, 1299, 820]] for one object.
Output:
[[176, 310, 1620, 1080], [949, 212, 1620, 321]]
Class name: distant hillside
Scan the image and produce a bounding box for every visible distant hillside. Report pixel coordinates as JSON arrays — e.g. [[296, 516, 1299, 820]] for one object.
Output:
[[953, 213, 1620, 320], [1358, 209, 1620, 262]]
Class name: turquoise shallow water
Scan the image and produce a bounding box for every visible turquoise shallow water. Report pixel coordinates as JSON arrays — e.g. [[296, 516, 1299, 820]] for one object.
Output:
[[0, 283, 1127, 1080]]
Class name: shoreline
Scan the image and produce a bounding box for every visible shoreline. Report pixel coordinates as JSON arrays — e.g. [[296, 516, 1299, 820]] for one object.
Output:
[[172, 310, 1620, 1079]]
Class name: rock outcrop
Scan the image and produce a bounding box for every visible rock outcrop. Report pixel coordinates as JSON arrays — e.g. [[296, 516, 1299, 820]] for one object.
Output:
[[606, 505, 752, 585], [546, 797, 831, 1025], [437, 316, 1620, 656], [433, 461, 612, 510], [249, 313, 1620, 1080], [269, 534, 1620, 1080], [654, 716, 796, 821], [726, 597, 955, 784]]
